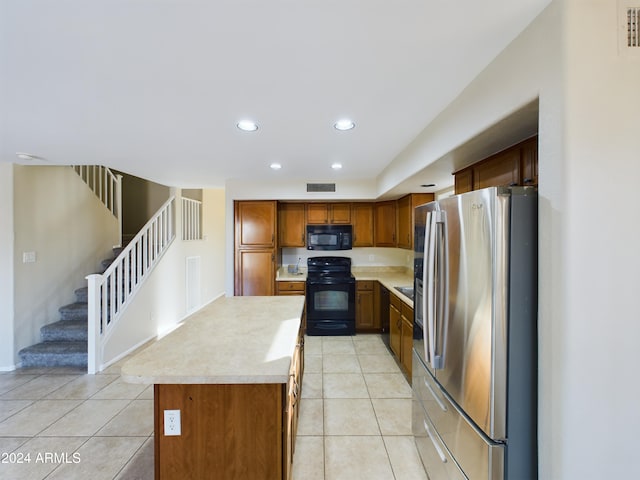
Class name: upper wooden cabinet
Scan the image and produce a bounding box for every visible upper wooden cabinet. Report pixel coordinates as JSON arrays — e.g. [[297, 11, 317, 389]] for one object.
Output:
[[306, 202, 351, 224], [520, 136, 538, 186], [375, 201, 397, 247], [234, 201, 277, 296], [453, 136, 538, 195], [473, 149, 520, 191], [278, 203, 306, 247], [351, 203, 375, 247], [235, 201, 277, 248], [397, 193, 433, 250]]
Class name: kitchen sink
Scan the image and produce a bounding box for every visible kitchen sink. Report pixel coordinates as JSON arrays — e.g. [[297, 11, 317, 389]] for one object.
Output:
[[394, 286, 414, 301]]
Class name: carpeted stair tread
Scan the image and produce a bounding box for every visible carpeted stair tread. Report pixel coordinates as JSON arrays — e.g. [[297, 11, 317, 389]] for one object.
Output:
[[18, 341, 87, 367], [59, 302, 88, 321], [41, 320, 87, 342], [74, 286, 88, 303]]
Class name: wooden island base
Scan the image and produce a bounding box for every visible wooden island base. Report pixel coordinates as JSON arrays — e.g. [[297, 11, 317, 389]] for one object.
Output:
[[154, 383, 286, 480]]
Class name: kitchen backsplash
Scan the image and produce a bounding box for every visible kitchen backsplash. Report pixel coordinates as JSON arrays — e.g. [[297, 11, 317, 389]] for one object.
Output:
[[281, 247, 412, 270]]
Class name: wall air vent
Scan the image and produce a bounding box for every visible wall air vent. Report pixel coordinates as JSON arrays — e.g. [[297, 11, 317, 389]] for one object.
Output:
[[307, 183, 336, 193], [626, 6, 640, 46], [619, 2, 640, 54]]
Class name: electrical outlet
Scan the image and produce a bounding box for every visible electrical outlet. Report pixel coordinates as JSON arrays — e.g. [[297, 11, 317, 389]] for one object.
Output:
[[368, 254, 375, 261], [164, 409, 181, 436]]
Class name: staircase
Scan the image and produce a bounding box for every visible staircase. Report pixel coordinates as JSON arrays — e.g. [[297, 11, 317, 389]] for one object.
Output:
[[18, 247, 123, 368]]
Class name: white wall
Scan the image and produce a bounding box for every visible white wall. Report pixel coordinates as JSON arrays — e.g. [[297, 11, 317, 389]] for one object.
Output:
[[560, 0, 640, 477], [101, 188, 226, 368], [10, 165, 119, 369], [0, 164, 15, 369]]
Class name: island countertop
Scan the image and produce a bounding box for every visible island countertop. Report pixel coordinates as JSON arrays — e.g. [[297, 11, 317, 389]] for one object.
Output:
[[121, 296, 305, 385]]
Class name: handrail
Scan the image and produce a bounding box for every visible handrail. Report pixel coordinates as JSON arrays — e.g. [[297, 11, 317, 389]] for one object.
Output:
[[182, 197, 202, 240], [73, 165, 123, 246], [86, 196, 176, 374]]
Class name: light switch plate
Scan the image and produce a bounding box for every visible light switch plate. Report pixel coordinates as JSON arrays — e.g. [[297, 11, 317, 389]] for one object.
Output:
[[23, 251, 36, 263], [164, 409, 181, 436]]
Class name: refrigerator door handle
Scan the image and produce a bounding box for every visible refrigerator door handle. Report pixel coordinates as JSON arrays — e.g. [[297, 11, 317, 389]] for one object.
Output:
[[425, 211, 437, 369], [434, 210, 449, 370], [423, 420, 448, 464], [424, 377, 448, 412]]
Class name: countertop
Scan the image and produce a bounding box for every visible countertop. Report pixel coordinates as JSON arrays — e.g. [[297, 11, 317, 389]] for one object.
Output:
[[121, 296, 305, 385], [276, 266, 414, 307]]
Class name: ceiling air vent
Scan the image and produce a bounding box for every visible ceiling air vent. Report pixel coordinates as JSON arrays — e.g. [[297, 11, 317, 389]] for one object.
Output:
[[307, 183, 336, 193], [619, 2, 640, 54]]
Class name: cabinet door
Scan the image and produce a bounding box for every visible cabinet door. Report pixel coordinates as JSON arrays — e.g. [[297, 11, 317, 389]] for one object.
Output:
[[235, 201, 277, 248], [330, 203, 351, 224], [401, 314, 413, 379], [279, 203, 306, 247], [396, 195, 412, 249], [356, 282, 376, 331], [375, 201, 397, 247], [352, 203, 374, 247], [389, 301, 401, 358], [306, 203, 329, 224], [473, 150, 520, 191], [454, 169, 473, 194], [520, 136, 538, 186], [235, 249, 275, 296]]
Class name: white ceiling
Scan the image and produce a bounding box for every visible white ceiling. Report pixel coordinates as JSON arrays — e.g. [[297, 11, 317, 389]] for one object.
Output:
[[0, 0, 550, 194]]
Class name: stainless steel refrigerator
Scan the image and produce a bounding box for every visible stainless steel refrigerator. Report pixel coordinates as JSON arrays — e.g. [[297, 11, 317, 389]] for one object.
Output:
[[412, 186, 537, 480]]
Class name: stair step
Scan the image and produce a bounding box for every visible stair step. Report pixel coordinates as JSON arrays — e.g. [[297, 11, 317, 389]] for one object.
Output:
[[74, 286, 88, 303], [100, 258, 115, 272], [41, 320, 87, 342], [59, 303, 88, 321], [18, 341, 87, 368]]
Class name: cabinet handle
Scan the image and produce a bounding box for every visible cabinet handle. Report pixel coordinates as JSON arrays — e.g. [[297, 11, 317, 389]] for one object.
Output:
[[523, 178, 533, 184]]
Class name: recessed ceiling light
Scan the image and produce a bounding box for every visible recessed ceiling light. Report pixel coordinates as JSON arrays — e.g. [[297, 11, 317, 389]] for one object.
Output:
[[237, 120, 258, 132], [16, 152, 42, 161], [333, 119, 355, 131], [331, 163, 343, 170], [270, 163, 282, 170]]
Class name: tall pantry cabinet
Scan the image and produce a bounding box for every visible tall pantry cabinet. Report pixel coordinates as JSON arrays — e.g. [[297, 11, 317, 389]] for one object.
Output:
[[234, 201, 278, 296]]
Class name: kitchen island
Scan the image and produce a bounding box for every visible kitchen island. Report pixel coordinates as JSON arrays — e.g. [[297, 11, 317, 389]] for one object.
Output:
[[121, 296, 305, 480]]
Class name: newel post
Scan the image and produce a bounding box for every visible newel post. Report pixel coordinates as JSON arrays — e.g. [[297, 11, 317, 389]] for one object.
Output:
[[86, 274, 102, 374]]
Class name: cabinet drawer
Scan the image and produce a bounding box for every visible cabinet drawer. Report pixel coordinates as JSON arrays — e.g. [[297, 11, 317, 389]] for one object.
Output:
[[401, 303, 413, 322], [277, 281, 305, 293], [390, 292, 402, 310], [357, 280, 374, 291]]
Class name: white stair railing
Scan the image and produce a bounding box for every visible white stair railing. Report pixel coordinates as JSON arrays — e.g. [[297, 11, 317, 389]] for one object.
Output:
[[73, 165, 123, 246], [86, 196, 175, 374], [182, 197, 202, 240]]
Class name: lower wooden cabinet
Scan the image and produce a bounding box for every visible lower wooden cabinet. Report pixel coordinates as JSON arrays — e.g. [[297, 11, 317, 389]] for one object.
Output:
[[389, 292, 413, 380], [356, 281, 379, 332], [401, 314, 413, 378], [235, 249, 276, 296], [389, 294, 402, 358]]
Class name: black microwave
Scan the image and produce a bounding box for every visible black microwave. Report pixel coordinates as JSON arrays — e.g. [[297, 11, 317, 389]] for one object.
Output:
[[306, 225, 352, 250]]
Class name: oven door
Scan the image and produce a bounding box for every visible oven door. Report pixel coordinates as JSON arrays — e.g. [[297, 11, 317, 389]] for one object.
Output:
[[306, 279, 355, 320]]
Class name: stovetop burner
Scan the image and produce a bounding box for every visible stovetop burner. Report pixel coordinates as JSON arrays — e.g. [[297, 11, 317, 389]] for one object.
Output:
[[307, 256, 353, 278]]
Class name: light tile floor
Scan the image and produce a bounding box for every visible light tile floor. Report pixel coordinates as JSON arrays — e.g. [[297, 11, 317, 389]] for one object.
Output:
[[0, 334, 426, 479]]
